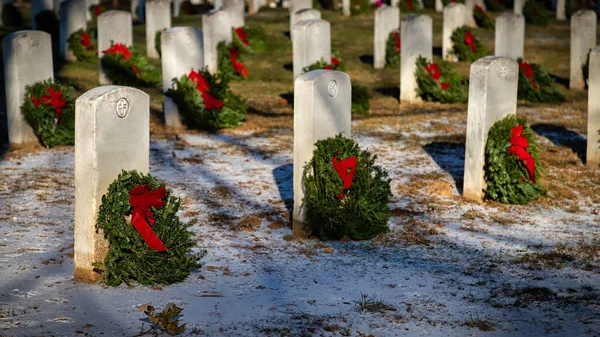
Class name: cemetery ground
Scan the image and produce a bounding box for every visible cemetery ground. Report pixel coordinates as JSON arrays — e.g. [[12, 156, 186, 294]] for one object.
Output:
[[1, 5, 600, 337]]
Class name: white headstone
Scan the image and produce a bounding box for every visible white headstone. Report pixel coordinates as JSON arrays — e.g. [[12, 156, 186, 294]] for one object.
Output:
[[32, 0, 54, 29], [3, 31, 54, 147], [292, 19, 331, 80], [59, 0, 87, 62], [513, 0, 525, 15], [145, 0, 171, 59], [223, 0, 245, 28], [131, 0, 139, 20], [464, 0, 477, 27], [494, 12, 524, 60], [463, 57, 518, 201], [132, 0, 146, 22], [54, 0, 66, 14], [74, 86, 149, 283], [570, 10, 597, 90], [442, 3, 465, 61], [556, 0, 566, 20], [342, 0, 350, 16], [162, 27, 204, 129], [173, 0, 183, 16], [374, 6, 400, 69], [202, 10, 232, 75], [248, 0, 262, 14], [293, 70, 351, 235], [435, 0, 443, 12], [400, 14, 432, 103], [587, 45, 600, 166], [98, 11, 133, 85], [290, 8, 320, 37]]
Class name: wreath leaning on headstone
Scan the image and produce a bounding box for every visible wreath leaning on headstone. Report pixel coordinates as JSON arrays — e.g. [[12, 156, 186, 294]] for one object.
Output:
[[303, 56, 371, 115], [517, 59, 565, 103], [302, 134, 392, 240], [522, 0, 548, 26], [165, 68, 247, 131], [96, 170, 205, 286], [473, 5, 495, 29], [385, 29, 400, 68], [217, 42, 249, 82], [100, 42, 161, 87], [67, 29, 98, 62], [484, 115, 547, 204], [155, 29, 166, 57], [20, 79, 75, 148], [232, 26, 268, 54], [450, 26, 486, 62], [415, 56, 468, 103]]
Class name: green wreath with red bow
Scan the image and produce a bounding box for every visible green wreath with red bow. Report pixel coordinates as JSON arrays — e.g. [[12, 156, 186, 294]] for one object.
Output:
[[217, 42, 249, 82], [232, 26, 267, 54], [523, 0, 548, 26], [164, 68, 247, 131], [385, 29, 400, 68], [517, 59, 565, 103], [415, 56, 468, 103], [399, 0, 423, 13], [302, 134, 392, 240], [484, 115, 547, 204], [450, 26, 486, 62], [67, 29, 98, 62], [20, 79, 75, 147], [473, 5, 495, 29], [100, 42, 161, 87], [96, 170, 205, 286]]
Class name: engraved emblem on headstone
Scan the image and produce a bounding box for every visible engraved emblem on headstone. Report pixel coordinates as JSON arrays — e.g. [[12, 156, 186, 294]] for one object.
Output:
[[500, 66, 508, 81], [328, 80, 338, 97], [116, 98, 130, 118]]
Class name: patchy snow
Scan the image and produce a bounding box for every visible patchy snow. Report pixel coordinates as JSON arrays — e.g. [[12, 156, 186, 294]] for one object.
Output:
[[0, 125, 599, 337]]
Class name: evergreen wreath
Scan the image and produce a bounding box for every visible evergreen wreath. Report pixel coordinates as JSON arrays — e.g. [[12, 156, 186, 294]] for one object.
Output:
[[450, 26, 486, 62], [20, 79, 75, 147], [415, 56, 468, 103], [302, 134, 392, 240], [155, 30, 164, 57], [473, 5, 494, 29], [96, 170, 205, 286], [523, 0, 548, 26], [101, 42, 161, 87], [399, 0, 423, 12], [385, 29, 400, 68], [164, 68, 247, 131], [232, 26, 268, 54], [517, 59, 565, 103], [90, 4, 105, 18], [217, 42, 248, 82], [67, 29, 98, 62], [2, 3, 24, 27], [484, 115, 547, 204], [484, 0, 505, 11]]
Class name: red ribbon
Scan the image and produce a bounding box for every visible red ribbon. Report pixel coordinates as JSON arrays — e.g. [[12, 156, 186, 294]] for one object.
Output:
[[102, 43, 132, 61], [81, 33, 93, 48], [129, 185, 168, 252], [234, 27, 249, 46], [394, 31, 401, 53], [188, 70, 224, 109], [425, 63, 441, 80], [464, 31, 476, 53], [508, 125, 537, 184], [331, 57, 340, 66], [94, 5, 102, 16], [519, 62, 539, 91], [440, 82, 450, 90], [475, 4, 485, 14], [332, 156, 357, 200], [406, 0, 414, 10], [31, 88, 66, 125], [229, 46, 248, 78]]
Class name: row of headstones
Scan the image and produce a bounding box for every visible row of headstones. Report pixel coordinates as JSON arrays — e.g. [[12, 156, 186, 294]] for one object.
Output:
[[5, 8, 239, 145]]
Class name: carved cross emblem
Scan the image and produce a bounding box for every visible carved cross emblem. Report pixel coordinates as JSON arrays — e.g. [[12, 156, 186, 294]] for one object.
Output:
[[116, 98, 129, 118]]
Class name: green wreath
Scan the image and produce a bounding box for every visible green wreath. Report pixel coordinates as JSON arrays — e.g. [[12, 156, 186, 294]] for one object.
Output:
[[517, 59, 565, 103], [399, 0, 423, 13], [67, 29, 98, 62], [20, 79, 75, 147], [155, 29, 164, 57], [302, 134, 392, 240], [100, 42, 161, 87], [232, 26, 268, 54], [164, 68, 247, 131], [484, 115, 547, 204], [385, 29, 400, 68], [2, 3, 24, 27], [473, 5, 495, 29], [415, 56, 468, 103], [450, 26, 486, 62], [523, 0, 548, 26], [217, 41, 248, 82], [96, 170, 204, 286]]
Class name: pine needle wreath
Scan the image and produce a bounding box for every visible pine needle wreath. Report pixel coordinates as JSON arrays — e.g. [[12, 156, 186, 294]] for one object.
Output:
[[67, 29, 98, 62], [450, 26, 486, 62], [217, 42, 248, 82], [2, 3, 24, 27], [399, 0, 423, 13], [484, 0, 505, 11], [100, 42, 161, 88], [164, 68, 247, 131], [96, 170, 205, 286], [473, 5, 495, 29], [523, 0, 548, 26], [385, 30, 400, 68], [415, 56, 468, 103], [232, 26, 268, 54], [20, 79, 75, 148], [302, 134, 392, 240], [517, 59, 565, 103], [484, 115, 547, 204]]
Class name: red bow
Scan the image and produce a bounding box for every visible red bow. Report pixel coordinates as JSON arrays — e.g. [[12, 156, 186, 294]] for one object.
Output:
[[425, 63, 441, 80], [508, 125, 537, 184], [229, 46, 248, 78], [519, 62, 538, 91], [94, 5, 102, 16], [31, 88, 67, 125], [102, 43, 132, 61], [475, 4, 485, 14], [406, 0, 414, 10], [235, 27, 249, 46], [394, 31, 401, 53], [464, 31, 476, 53], [331, 57, 340, 66], [440, 82, 450, 90], [81, 33, 92, 48], [332, 156, 357, 200], [188, 70, 224, 109], [129, 185, 168, 252]]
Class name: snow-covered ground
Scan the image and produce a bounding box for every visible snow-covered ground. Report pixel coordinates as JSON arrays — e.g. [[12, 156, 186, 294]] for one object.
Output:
[[0, 119, 599, 336]]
